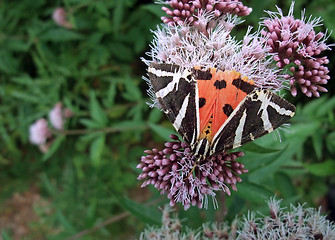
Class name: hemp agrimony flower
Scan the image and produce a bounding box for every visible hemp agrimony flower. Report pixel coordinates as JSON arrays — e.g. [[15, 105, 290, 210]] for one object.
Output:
[[160, 0, 252, 30], [139, 199, 335, 239], [29, 118, 52, 146], [49, 102, 72, 131], [238, 198, 335, 239], [29, 102, 72, 152], [261, 3, 332, 97], [137, 135, 247, 210], [29, 118, 52, 153], [52, 7, 73, 29]]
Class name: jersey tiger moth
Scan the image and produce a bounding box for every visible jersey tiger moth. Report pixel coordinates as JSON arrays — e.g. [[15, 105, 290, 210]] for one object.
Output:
[[148, 63, 295, 160]]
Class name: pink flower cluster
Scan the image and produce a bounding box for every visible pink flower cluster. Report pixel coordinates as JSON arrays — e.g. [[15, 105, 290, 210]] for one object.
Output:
[[161, 0, 252, 26], [29, 103, 72, 152], [261, 5, 331, 97], [137, 135, 247, 210]]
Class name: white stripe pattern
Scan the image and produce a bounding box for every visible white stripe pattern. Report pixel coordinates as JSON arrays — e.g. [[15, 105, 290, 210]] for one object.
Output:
[[173, 93, 190, 131], [232, 109, 247, 148], [148, 67, 192, 99]]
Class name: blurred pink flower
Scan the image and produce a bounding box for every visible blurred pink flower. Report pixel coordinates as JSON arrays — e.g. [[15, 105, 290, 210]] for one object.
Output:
[[49, 103, 63, 130], [52, 7, 72, 29], [48, 102, 72, 130], [29, 118, 52, 145]]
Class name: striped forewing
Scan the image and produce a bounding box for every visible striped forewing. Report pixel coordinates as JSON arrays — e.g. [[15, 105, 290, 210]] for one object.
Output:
[[148, 63, 200, 147]]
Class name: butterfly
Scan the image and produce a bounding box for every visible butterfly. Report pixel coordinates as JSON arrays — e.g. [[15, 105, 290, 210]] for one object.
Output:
[[148, 63, 295, 160]]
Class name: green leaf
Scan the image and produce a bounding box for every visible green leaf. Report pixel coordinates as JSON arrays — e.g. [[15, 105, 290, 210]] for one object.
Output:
[[90, 135, 106, 167], [148, 123, 174, 141], [79, 118, 104, 129], [113, 1, 124, 33], [56, 209, 75, 232], [94, 1, 111, 16], [108, 104, 128, 119], [274, 171, 296, 198], [287, 122, 320, 139], [6, 38, 31, 52], [301, 96, 327, 116], [236, 181, 274, 204], [241, 141, 282, 153], [122, 78, 142, 102], [326, 132, 335, 154], [112, 120, 147, 131], [311, 132, 323, 160], [43, 136, 65, 161], [97, 18, 112, 33], [0, 50, 18, 74], [148, 108, 163, 123], [11, 90, 41, 103], [118, 196, 161, 225], [110, 42, 134, 62], [304, 159, 335, 177], [247, 144, 296, 181], [89, 91, 108, 126], [39, 29, 84, 42], [41, 173, 57, 196], [106, 81, 117, 106], [315, 96, 335, 117], [141, 4, 164, 17], [1, 230, 11, 240], [226, 194, 245, 221]]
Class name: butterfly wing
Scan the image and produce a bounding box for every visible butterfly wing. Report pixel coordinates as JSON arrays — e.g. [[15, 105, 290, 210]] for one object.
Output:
[[148, 63, 199, 146], [210, 89, 295, 155]]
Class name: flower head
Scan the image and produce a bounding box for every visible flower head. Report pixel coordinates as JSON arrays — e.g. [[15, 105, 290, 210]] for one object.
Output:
[[49, 103, 64, 131], [52, 7, 72, 29], [237, 197, 335, 239], [261, 3, 332, 97], [160, 0, 252, 28], [48, 102, 72, 131], [29, 118, 52, 146], [137, 134, 247, 210], [139, 199, 335, 239]]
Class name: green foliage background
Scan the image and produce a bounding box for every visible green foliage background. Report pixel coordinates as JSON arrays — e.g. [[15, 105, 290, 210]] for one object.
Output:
[[0, 0, 334, 239]]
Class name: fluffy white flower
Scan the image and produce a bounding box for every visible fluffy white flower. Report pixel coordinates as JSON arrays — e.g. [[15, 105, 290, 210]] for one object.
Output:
[[29, 118, 51, 145], [49, 103, 64, 130]]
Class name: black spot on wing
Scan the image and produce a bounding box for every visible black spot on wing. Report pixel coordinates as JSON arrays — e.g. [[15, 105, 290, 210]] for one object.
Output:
[[192, 68, 212, 80], [232, 77, 255, 94], [199, 97, 206, 108], [223, 104, 233, 117], [214, 80, 227, 89]]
